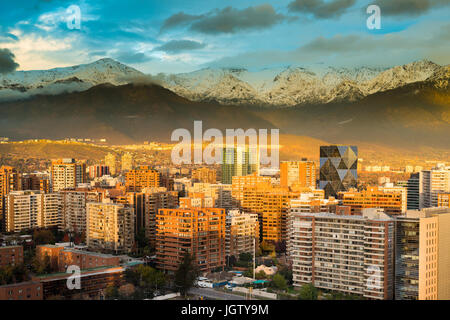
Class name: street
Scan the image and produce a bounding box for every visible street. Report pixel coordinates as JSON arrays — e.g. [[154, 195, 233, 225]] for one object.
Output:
[[188, 287, 247, 300]]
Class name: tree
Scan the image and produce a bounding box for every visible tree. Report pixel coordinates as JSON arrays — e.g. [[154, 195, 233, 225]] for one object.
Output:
[[298, 283, 318, 300], [33, 229, 55, 245], [272, 273, 287, 291], [274, 241, 286, 253], [174, 252, 199, 297], [239, 252, 252, 262], [105, 284, 119, 300], [255, 270, 266, 280]]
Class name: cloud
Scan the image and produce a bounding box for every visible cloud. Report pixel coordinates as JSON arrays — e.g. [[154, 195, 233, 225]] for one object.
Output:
[[372, 0, 450, 17], [206, 21, 450, 69], [288, 0, 356, 19], [0, 48, 19, 74], [160, 12, 204, 32], [161, 5, 291, 35], [153, 40, 206, 53], [115, 51, 152, 63]]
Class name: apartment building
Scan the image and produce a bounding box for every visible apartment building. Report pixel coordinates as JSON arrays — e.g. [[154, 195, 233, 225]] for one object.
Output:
[[419, 164, 450, 209], [156, 207, 225, 273], [289, 192, 339, 214], [113, 187, 178, 245], [288, 208, 395, 300], [192, 167, 217, 184], [0, 245, 23, 267], [0, 281, 43, 300], [125, 166, 160, 192], [0, 166, 20, 231], [21, 173, 50, 193], [240, 184, 300, 242], [395, 207, 450, 300], [338, 186, 406, 216], [280, 160, 316, 188], [88, 165, 110, 179], [231, 173, 271, 208], [104, 153, 117, 176], [189, 183, 233, 209], [5, 191, 62, 232], [59, 188, 106, 234], [225, 210, 259, 257], [51, 159, 87, 192], [86, 201, 135, 254], [438, 193, 450, 207], [37, 244, 120, 272]]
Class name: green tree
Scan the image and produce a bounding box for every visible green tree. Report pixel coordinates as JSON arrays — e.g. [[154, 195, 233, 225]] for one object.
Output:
[[239, 252, 252, 262], [174, 252, 199, 297], [298, 283, 318, 300], [272, 273, 287, 291]]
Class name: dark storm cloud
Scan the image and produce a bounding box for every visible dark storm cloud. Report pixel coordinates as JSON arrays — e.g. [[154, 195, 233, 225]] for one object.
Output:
[[288, 0, 356, 19], [160, 12, 204, 32], [154, 40, 206, 53], [0, 48, 19, 74], [161, 4, 291, 35], [373, 0, 449, 17], [115, 51, 152, 63]]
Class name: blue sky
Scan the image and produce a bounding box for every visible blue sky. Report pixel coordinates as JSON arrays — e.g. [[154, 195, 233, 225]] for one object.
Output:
[[0, 0, 449, 73]]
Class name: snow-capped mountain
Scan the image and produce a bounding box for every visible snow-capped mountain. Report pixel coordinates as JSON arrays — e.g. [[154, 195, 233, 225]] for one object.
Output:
[[158, 60, 444, 106], [0, 58, 446, 106], [0, 58, 143, 101]]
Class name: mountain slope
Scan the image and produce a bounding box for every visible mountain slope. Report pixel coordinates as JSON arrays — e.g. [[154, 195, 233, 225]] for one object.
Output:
[[0, 70, 448, 150], [0, 58, 143, 101]]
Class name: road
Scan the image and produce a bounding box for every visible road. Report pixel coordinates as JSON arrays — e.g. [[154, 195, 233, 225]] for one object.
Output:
[[188, 287, 247, 300]]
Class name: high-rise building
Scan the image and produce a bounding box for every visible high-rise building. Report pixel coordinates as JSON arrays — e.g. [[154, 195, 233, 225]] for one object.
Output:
[[5, 191, 62, 232], [121, 153, 134, 173], [319, 145, 358, 198], [280, 160, 316, 188], [0, 166, 20, 231], [221, 146, 259, 184], [338, 185, 406, 215], [192, 167, 217, 184], [86, 201, 135, 254], [407, 173, 421, 210], [240, 184, 300, 242], [419, 164, 450, 209], [156, 207, 225, 273], [21, 173, 50, 193], [438, 193, 450, 207], [188, 183, 233, 210], [232, 173, 272, 208], [225, 210, 259, 258], [104, 153, 117, 176], [125, 166, 160, 192], [113, 187, 178, 246], [51, 159, 87, 192], [59, 188, 105, 234], [289, 192, 339, 214], [88, 165, 110, 179], [395, 208, 450, 300], [288, 208, 395, 300]]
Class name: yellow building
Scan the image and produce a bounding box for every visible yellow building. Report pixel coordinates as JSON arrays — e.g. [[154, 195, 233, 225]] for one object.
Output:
[[339, 186, 405, 215], [280, 160, 316, 188], [156, 207, 226, 273], [438, 193, 450, 208], [192, 167, 217, 184], [86, 200, 134, 254], [232, 173, 271, 208], [396, 208, 450, 300], [51, 159, 87, 192], [125, 166, 160, 192]]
